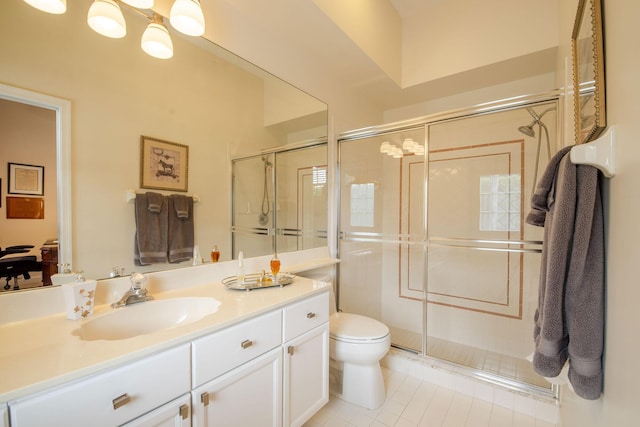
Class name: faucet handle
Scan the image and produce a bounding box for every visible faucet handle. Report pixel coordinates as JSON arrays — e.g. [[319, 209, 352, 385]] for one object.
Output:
[[130, 272, 146, 290]]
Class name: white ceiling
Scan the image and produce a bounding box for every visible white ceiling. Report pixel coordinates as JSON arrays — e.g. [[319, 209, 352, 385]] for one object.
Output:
[[218, 0, 557, 112]]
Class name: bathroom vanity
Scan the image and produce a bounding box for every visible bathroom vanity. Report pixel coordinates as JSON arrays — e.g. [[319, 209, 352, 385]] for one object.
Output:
[[0, 250, 336, 427]]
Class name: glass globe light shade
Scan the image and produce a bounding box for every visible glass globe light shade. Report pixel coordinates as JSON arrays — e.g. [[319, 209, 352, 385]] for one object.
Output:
[[170, 0, 205, 36], [87, 0, 126, 39], [23, 0, 66, 14]]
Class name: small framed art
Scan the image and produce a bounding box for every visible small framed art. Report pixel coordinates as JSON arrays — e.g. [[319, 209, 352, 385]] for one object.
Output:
[[140, 136, 189, 192], [8, 162, 44, 196]]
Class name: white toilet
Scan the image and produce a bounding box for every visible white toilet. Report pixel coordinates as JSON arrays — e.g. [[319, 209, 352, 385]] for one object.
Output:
[[301, 271, 391, 409]]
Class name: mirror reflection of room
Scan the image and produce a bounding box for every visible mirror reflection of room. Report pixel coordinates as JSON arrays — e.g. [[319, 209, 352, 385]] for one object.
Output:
[[0, 0, 328, 286], [0, 99, 58, 292]]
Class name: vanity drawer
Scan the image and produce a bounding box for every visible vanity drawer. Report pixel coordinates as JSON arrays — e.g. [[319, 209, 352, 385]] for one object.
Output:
[[192, 309, 282, 387], [9, 344, 190, 427], [283, 292, 329, 342]]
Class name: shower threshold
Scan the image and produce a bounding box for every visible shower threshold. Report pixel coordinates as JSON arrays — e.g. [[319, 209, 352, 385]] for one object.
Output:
[[388, 326, 553, 393]]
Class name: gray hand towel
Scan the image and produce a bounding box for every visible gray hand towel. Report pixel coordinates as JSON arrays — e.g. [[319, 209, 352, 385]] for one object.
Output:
[[134, 193, 168, 265], [146, 191, 164, 213], [172, 193, 189, 219], [168, 195, 194, 263], [527, 148, 604, 400]]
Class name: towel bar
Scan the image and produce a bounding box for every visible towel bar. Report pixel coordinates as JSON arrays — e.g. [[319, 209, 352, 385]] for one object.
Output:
[[126, 189, 200, 203]]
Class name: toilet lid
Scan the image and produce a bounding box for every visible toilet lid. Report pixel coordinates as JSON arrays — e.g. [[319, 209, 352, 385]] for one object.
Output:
[[330, 312, 389, 341]]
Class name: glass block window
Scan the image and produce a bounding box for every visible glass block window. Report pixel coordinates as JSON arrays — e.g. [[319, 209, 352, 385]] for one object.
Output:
[[479, 174, 521, 231], [350, 183, 375, 227]]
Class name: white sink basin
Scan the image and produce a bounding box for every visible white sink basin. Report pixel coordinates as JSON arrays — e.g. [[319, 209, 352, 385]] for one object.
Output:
[[73, 297, 221, 341]]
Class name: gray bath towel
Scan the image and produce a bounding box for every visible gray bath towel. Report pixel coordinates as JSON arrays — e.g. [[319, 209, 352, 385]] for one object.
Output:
[[134, 193, 168, 265], [526, 147, 604, 400], [168, 194, 194, 263]]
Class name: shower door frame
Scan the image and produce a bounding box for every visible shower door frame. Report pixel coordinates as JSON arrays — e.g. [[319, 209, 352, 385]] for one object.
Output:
[[336, 90, 563, 398], [231, 139, 328, 258]]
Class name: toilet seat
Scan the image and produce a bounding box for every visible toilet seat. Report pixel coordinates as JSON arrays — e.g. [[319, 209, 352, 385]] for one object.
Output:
[[330, 312, 389, 343]]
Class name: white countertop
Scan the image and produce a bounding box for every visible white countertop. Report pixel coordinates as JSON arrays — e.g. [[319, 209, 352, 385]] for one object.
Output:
[[0, 273, 331, 402]]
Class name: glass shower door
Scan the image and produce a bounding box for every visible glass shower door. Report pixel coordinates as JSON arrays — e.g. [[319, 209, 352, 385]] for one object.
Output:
[[425, 102, 557, 389], [338, 128, 426, 353]]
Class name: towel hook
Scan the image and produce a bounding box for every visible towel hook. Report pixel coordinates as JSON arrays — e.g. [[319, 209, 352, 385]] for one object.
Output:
[[570, 126, 616, 178]]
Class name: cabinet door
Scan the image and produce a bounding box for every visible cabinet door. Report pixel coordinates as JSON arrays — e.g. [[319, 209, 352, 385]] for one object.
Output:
[[192, 347, 282, 427], [121, 394, 190, 427], [283, 323, 329, 427], [1, 403, 7, 427]]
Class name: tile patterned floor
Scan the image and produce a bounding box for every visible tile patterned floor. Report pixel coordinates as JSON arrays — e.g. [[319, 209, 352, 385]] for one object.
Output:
[[303, 367, 558, 427]]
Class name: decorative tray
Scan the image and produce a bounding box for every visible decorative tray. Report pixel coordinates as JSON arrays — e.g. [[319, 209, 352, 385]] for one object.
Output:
[[222, 273, 295, 291]]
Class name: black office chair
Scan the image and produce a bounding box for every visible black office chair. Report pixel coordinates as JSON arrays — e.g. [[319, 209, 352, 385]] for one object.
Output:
[[0, 245, 41, 291]]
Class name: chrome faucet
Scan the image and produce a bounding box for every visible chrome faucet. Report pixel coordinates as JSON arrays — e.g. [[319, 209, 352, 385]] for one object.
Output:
[[112, 272, 154, 308]]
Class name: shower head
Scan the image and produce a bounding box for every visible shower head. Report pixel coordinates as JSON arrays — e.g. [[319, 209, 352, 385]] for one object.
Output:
[[518, 122, 536, 137]]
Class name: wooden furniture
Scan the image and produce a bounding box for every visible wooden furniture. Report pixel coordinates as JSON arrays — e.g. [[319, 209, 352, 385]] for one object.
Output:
[[40, 245, 58, 286]]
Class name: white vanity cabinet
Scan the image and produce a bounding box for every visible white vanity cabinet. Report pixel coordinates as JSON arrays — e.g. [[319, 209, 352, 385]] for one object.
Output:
[[282, 292, 330, 427], [191, 310, 283, 427], [191, 291, 330, 427], [9, 344, 191, 427]]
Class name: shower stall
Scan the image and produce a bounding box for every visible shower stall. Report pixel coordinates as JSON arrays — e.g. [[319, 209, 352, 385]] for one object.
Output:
[[232, 142, 328, 258], [337, 95, 560, 394]]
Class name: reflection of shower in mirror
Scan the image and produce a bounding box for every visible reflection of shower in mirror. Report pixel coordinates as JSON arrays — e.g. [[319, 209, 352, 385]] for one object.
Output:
[[258, 156, 273, 226]]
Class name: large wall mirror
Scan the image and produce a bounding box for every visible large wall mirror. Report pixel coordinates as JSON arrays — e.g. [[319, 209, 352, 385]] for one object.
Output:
[[0, 0, 328, 292], [572, 0, 606, 144]]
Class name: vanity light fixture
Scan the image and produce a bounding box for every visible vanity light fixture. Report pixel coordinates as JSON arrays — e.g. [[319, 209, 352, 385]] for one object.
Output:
[[87, 0, 127, 39], [24, 0, 205, 59], [120, 0, 154, 8], [170, 0, 205, 36], [141, 13, 174, 59], [23, 0, 66, 14]]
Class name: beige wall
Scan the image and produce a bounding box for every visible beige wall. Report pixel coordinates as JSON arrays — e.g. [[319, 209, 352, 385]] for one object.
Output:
[[0, 100, 57, 251], [557, 0, 640, 425], [0, 1, 277, 278]]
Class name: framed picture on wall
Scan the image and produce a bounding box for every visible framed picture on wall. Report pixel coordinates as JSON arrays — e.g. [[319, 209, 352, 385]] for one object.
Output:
[[140, 136, 189, 192], [8, 163, 44, 196]]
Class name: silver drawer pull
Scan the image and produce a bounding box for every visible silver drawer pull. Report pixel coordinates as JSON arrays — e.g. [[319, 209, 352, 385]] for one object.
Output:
[[112, 393, 131, 410], [306, 312, 316, 319], [241, 339, 253, 349]]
